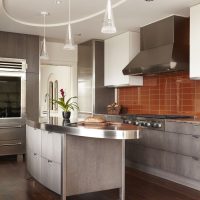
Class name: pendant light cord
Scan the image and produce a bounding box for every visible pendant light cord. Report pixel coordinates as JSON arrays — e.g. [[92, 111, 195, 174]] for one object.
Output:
[[68, 0, 71, 24], [68, 0, 72, 40], [43, 14, 46, 40]]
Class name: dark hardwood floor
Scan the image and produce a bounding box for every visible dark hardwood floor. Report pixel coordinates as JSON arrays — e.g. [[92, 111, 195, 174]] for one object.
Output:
[[1, 156, 200, 200]]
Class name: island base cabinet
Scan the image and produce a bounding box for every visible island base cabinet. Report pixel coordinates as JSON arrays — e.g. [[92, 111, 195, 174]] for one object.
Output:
[[41, 131, 61, 164], [26, 149, 41, 183], [26, 126, 41, 155], [65, 135, 122, 196], [41, 158, 61, 195]]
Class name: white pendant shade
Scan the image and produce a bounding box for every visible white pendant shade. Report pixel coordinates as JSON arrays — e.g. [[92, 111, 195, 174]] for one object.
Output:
[[40, 12, 49, 60], [40, 37, 49, 60], [64, 23, 75, 50], [101, 0, 116, 34], [64, 0, 75, 50]]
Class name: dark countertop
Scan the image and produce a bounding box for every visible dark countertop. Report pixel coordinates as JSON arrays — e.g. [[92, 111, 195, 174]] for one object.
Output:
[[26, 117, 140, 140]]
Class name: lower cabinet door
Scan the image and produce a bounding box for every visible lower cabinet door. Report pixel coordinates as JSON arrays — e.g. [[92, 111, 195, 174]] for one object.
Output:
[[27, 149, 41, 182], [161, 151, 177, 174], [41, 131, 61, 164], [176, 154, 200, 181], [41, 158, 61, 195]]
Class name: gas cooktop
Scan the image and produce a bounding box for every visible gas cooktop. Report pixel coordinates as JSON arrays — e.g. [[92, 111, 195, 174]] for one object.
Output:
[[123, 114, 193, 131]]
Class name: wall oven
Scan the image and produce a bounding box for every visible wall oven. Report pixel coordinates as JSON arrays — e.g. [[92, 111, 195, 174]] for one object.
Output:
[[0, 57, 26, 157]]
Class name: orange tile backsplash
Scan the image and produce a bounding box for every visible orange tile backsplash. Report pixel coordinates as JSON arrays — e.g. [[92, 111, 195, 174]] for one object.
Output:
[[118, 71, 200, 117]]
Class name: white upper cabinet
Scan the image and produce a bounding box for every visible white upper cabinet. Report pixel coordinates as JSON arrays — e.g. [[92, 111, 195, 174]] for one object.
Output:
[[104, 32, 143, 87], [190, 4, 200, 79]]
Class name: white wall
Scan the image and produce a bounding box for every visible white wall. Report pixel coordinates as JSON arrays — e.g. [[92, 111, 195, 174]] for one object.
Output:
[[40, 41, 78, 118]]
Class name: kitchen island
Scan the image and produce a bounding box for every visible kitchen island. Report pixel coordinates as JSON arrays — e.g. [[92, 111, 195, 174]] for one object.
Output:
[[26, 118, 140, 200]]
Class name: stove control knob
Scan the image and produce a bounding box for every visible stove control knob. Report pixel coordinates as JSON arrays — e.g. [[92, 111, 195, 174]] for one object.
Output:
[[152, 123, 162, 128], [157, 123, 162, 128], [141, 121, 145, 126], [123, 120, 131, 124], [146, 122, 151, 127], [133, 121, 139, 126], [152, 123, 157, 128], [123, 120, 128, 124]]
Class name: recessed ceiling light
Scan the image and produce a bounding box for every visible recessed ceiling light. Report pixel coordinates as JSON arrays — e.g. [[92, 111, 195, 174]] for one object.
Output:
[[55, 0, 63, 4]]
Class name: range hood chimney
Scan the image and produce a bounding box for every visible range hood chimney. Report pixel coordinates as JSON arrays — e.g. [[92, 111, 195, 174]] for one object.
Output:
[[122, 16, 189, 76]]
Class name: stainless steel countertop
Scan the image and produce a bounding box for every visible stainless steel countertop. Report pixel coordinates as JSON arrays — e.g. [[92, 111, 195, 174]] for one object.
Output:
[[26, 117, 140, 140]]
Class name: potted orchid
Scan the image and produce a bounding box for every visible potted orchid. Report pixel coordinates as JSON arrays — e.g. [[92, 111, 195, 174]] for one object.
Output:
[[52, 89, 79, 119]]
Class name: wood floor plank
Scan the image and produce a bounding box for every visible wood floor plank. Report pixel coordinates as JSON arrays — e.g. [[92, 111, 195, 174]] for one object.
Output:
[[0, 156, 200, 200]]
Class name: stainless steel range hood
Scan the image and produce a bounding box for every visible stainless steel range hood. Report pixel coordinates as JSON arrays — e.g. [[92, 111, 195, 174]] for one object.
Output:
[[122, 16, 189, 76]]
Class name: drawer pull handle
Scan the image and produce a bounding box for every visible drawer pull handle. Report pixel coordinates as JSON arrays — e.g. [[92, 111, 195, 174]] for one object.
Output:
[[192, 156, 199, 161], [33, 153, 37, 156], [0, 142, 22, 147], [192, 135, 200, 139], [0, 125, 22, 129], [48, 160, 53, 163]]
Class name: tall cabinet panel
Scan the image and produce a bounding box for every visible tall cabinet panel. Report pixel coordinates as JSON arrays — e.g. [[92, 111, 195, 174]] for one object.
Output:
[[0, 31, 39, 120], [78, 40, 114, 114], [104, 32, 143, 87], [190, 4, 200, 79]]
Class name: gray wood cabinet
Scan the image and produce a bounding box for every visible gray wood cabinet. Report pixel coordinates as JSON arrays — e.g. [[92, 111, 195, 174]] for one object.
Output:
[[126, 121, 200, 185], [26, 126, 42, 181], [0, 31, 39, 120], [41, 158, 61, 194], [165, 121, 200, 136], [0, 125, 26, 156], [26, 125, 61, 195], [26, 126, 41, 155], [41, 130, 61, 164], [26, 73, 39, 121], [27, 149, 42, 182]]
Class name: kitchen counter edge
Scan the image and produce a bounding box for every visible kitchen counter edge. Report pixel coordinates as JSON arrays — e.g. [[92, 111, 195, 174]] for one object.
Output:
[[26, 119, 140, 140]]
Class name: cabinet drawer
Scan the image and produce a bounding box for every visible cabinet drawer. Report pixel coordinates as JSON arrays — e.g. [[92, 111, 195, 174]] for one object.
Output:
[[140, 129, 165, 150], [177, 134, 200, 158], [0, 139, 25, 156], [140, 129, 179, 153], [26, 125, 41, 155], [176, 154, 200, 181], [26, 148, 42, 182], [165, 121, 200, 135], [41, 157, 61, 194], [0, 125, 25, 141], [126, 143, 162, 169], [41, 131, 61, 163], [161, 151, 177, 174]]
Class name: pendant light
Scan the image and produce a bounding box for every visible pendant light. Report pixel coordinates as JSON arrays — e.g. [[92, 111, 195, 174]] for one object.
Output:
[[101, 0, 116, 34], [64, 0, 75, 50], [40, 11, 49, 60]]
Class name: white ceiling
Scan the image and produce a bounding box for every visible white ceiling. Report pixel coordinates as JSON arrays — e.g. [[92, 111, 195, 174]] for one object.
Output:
[[0, 0, 200, 44]]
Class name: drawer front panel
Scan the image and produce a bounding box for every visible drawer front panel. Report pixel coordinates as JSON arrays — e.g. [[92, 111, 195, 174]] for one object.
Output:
[[140, 129, 165, 150], [41, 157, 61, 194], [41, 131, 61, 163], [26, 125, 41, 155], [165, 121, 200, 135], [0, 126, 25, 141], [126, 143, 163, 169], [176, 154, 200, 181], [27, 148, 42, 182], [0, 139, 25, 155]]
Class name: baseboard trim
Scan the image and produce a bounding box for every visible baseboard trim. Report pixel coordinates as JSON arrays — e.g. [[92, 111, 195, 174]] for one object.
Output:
[[126, 160, 200, 191]]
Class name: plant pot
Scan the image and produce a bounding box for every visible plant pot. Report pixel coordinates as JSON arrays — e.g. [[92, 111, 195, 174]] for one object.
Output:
[[62, 111, 71, 120]]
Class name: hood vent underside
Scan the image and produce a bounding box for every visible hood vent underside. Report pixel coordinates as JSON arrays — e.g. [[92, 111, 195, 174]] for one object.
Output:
[[122, 16, 189, 76]]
